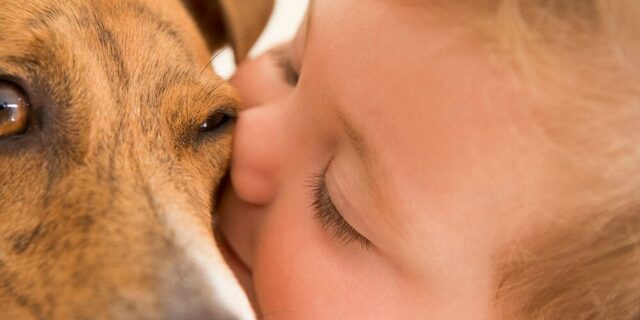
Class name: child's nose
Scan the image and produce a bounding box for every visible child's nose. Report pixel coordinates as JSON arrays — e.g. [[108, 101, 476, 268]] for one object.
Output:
[[229, 51, 298, 206], [231, 103, 285, 205]]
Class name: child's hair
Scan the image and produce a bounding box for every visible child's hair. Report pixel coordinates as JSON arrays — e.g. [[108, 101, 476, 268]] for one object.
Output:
[[450, 1, 640, 319], [497, 203, 640, 319]]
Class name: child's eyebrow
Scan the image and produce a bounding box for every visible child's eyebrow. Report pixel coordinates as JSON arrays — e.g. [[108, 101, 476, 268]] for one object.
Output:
[[334, 106, 404, 232], [336, 110, 372, 166], [335, 107, 390, 192]]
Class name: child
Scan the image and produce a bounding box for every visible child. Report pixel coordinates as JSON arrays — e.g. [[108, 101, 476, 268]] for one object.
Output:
[[217, 1, 640, 318]]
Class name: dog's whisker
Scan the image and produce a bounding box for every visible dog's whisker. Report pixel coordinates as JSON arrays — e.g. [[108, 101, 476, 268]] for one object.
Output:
[[200, 46, 230, 76]]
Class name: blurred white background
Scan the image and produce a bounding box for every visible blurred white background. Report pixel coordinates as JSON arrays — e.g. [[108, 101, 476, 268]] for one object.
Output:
[[212, 0, 310, 79]]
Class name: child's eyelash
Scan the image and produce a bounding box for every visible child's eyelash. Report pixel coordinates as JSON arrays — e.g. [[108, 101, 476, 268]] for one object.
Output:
[[308, 167, 371, 250], [271, 47, 299, 86]]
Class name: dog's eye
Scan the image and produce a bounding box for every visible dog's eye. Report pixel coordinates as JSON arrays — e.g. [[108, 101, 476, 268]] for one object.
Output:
[[199, 109, 235, 134], [0, 81, 30, 138]]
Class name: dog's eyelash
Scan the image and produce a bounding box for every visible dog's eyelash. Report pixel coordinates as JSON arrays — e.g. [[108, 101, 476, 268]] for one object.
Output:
[[271, 47, 299, 86], [308, 166, 371, 250]]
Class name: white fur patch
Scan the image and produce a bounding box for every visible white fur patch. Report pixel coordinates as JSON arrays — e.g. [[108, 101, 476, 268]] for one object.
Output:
[[165, 206, 256, 320], [189, 244, 256, 320]]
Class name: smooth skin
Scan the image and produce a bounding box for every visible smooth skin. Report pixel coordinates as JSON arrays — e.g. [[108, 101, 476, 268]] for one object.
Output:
[[217, 0, 591, 318]]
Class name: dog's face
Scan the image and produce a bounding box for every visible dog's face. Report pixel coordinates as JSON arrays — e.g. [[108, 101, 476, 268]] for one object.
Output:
[[0, 0, 271, 318]]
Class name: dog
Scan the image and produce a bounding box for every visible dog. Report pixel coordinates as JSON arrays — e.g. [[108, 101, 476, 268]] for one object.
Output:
[[0, 0, 272, 318]]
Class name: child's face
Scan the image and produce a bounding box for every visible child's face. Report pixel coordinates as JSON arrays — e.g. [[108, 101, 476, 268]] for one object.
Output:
[[218, 0, 586, 317]]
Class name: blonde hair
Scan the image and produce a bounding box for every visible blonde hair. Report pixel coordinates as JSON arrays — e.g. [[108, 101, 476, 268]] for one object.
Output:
[[497, 203, 640, 319], [451, 1, 640, 319]]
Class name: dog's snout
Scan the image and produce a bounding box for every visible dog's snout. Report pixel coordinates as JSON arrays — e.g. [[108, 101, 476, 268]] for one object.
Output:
[[161, 208, 256, 320], [161, 286, 252, 320], [157, 250, 255, 320], [164, 301, 251, 320], [81, 223, 255, 320]]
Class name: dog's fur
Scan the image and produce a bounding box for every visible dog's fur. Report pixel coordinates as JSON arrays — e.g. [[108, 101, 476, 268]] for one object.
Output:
[[0, 0, 272, 318]]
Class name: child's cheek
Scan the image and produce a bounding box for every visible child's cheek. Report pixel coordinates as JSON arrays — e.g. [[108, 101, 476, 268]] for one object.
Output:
[[250, 197, 416, 318]]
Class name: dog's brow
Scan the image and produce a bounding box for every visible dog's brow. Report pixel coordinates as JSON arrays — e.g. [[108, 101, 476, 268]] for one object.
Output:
[[130, 3, 189, 52]]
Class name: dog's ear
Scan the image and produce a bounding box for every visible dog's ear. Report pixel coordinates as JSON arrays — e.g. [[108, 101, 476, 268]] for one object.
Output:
[[184, 0, 274, 62]]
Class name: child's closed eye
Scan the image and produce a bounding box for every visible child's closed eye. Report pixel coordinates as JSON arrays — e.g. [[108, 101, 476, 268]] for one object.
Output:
[[308, 163, 372, 250]]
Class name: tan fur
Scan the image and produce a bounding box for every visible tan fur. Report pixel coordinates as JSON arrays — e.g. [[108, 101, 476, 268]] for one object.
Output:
[[0, 0, 272, 318]]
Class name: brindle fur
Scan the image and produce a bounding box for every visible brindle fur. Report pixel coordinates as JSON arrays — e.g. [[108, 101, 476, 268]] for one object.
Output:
[[0, 0, 271, 318]]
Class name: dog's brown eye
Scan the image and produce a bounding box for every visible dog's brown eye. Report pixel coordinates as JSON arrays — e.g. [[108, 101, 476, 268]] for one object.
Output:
[[199, 110, 235, 134], [0, 81, 30, 138]]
